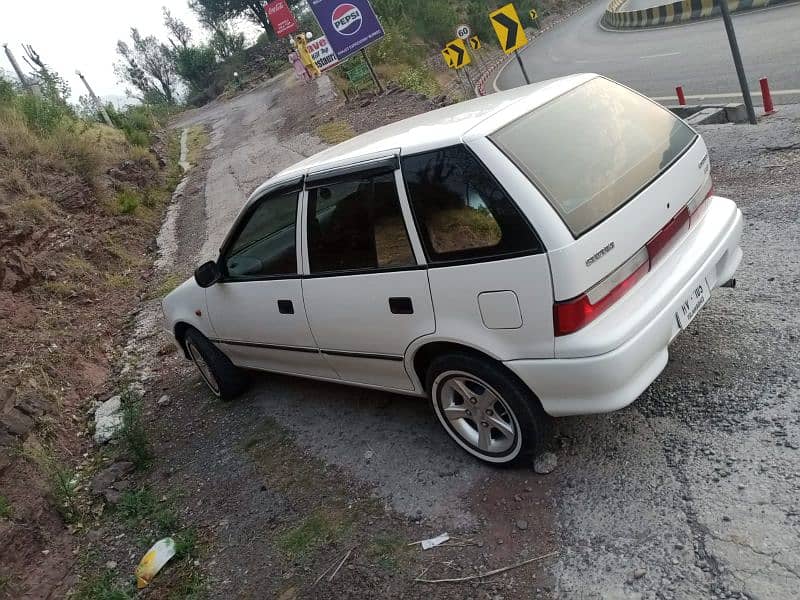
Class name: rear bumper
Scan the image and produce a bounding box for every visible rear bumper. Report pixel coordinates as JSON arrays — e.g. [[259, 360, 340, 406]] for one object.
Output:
[[505, 197, 743, 417]]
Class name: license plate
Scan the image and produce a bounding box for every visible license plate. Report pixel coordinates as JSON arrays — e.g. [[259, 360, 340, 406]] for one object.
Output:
[[675, 277, 710, 329]]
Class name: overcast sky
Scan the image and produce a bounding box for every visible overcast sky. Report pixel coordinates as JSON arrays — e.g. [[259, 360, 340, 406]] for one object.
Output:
[[0, 0, 258, 102]]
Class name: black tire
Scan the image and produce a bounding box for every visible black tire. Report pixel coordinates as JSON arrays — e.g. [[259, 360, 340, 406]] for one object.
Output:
[[426, 352, 549, 465], [183, 328, 248, 401]]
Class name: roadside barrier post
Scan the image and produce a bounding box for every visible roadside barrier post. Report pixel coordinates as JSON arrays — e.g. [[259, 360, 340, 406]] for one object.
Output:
[[676, 86, 686, 106], [759, 78, 776, 115]]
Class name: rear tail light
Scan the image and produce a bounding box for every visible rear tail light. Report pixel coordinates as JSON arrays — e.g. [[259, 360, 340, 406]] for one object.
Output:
[[554, 248, 649, 336], [688, 184, 713, 225], [553, 178, 714, 337]]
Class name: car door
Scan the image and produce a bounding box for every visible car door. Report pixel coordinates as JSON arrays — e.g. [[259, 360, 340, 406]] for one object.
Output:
[[205, 183, 337, 379], [301, 159, 435, 391]]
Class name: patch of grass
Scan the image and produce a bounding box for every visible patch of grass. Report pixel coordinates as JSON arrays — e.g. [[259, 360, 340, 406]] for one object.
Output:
[[24, 439, 82, 523], [395, 66, 441, 98], [120, 389, 152, 469], [186, 125, 209, 168], [73, 569, 131, 600], [115, 188, 141, 215], [0, 575, 13, 595], [0, 494, 12, 518], [63, 254, 94, 278], [367, 533, 409, 571], [316, 120, 356, 144], [104, 272, 135, 290], [152, 273, 183, 299], [117, 486, 179, 535], [276, 510, 348, 559], [41, 280, 77, 298], [173, 528, 198, 560], [117, 487, 158, 524], [6, 196, 57, 226]]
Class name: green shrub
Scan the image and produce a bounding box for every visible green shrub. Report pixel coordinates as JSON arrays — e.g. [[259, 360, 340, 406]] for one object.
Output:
[[16, 94, 70, 136], [396, 67, 440, 97], [120, 388, 151, 467], [116, 189, 141, 214]]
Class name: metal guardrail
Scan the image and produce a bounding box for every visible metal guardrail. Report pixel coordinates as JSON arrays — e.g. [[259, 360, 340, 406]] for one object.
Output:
[[602, 0, 793, 29]]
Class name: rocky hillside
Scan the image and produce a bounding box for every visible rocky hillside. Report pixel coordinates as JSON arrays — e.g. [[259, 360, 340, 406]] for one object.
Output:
[[0, 87, 180, 596]]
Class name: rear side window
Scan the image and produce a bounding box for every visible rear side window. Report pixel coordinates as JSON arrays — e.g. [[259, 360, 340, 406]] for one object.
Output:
[[402, 145, 540, 263], [491, 77, 697, 237], [307, 171, 415, 274]]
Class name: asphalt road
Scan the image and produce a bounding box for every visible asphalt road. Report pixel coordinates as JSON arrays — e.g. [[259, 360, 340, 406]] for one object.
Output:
[[496, 0, 800, 105]]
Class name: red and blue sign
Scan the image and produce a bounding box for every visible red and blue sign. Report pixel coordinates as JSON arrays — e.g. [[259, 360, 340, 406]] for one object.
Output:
[[309, 0, 384, 60]]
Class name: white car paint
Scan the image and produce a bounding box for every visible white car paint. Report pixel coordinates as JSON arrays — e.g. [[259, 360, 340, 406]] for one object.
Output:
[[163, 73, 743, 419]]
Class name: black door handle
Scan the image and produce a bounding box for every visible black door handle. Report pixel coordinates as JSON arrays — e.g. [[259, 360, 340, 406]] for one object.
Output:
[[389, 297, 413, 314], [277, 300, 294, 314]]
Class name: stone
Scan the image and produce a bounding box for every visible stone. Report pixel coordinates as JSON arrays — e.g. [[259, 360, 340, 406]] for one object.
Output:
[[90, 461, 134, 495], [157, 395, 170, 406], [1, 407, 34, 438], [516, 519, 529, 531], [533, 452, 558, 475], [93, 395, 123, 444], [105, 561, 117, 570], [103, 489, 122, 505], [634, 568, 647, 579]]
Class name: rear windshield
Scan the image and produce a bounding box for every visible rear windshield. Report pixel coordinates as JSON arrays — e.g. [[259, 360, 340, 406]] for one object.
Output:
[[490, 77, 697, 237]]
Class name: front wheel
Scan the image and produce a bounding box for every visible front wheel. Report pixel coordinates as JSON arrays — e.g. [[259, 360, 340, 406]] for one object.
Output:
[[184, 328, 247, 401], [427, 353, 549, 465]]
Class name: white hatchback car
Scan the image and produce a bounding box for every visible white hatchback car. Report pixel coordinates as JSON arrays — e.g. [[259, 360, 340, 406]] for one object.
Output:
[[163, 74, 743, 464]]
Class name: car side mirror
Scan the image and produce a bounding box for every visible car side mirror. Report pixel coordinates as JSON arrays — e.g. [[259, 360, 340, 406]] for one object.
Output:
[[194, 261, 221, 288]]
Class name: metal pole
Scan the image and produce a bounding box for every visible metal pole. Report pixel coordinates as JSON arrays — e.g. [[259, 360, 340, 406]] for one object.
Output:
[[3, 43, 39, 96], [514, 49, 531, 85], [360, 48, 383, 94], [718, 0, 757, 124], [463, 67, 476, 98], [76, 70, 113, 127]]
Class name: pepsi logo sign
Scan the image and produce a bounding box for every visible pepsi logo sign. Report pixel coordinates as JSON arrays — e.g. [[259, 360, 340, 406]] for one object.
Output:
[[331, 3, 362, 36]]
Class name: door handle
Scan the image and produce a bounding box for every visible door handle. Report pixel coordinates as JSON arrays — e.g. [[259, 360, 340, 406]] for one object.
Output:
[[277, 300, 294, 314], [389, 297, 413, 314]]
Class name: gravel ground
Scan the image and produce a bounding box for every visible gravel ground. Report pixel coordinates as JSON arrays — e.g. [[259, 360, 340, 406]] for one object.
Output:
[[140, 71, 799, 599]]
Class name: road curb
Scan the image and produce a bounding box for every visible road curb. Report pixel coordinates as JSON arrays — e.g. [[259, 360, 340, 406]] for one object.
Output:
[[476, 3, 592, 96], [603, 0, 796, 29]]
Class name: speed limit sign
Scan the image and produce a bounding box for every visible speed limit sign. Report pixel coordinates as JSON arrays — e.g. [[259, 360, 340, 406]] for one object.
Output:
[[456, 24, 471, 39]]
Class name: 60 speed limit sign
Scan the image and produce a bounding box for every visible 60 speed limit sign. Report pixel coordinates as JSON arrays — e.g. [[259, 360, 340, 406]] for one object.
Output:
[[456, 24, 471, 39]]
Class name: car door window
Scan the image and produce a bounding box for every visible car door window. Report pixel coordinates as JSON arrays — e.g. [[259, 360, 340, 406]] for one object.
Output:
[[307, 171, 415, 274], [402, 145, 541, 263], [224, 190, 298, 279]]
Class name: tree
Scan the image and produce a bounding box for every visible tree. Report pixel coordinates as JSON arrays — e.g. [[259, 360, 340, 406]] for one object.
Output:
[[210, 26, 246, 59], [115, 28, 177, 104], [175, 45, 217, 93], [20, 44, 71, 104], [189, 0, 307, 40], [163, 8, 193, 50]]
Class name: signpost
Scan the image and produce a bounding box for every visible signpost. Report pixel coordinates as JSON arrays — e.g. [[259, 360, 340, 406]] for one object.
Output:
[[469, 35, 481, 50], [443, 38, 471, 70], [529, 8, 540, 29], [308, 0, 385, 92], [308, 0, 385, 60], [489, 3, 530, 85], [718, 0, 757, 124], [307, 35, 340, 71], [456, 24, 471, 40], [264, 0, 299, 37]]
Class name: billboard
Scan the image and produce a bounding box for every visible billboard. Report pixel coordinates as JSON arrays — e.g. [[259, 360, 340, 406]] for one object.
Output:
[[264, 0, 299, 37], [307, 36, 340, 71], [308, 0, 385, 60]]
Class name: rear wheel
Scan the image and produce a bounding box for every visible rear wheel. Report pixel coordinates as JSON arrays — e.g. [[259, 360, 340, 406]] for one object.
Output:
[[427, 353, 548, 465], [183, 328, 247, 401]]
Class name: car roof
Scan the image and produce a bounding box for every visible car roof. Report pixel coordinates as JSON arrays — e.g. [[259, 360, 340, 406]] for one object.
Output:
[[251, 73, 597, 200]]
